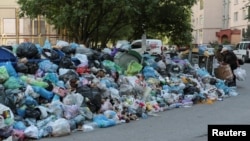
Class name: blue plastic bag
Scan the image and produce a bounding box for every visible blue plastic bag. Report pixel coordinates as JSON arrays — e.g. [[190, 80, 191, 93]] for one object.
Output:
[[93, 114, 116, 128], [32, 86, 54, 100], [0, 61, 18, 77]]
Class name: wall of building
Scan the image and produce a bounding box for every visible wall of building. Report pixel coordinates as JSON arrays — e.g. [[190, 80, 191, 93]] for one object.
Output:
[[231, 34, 241, 45], [191, 0, 224, 44], [192, 0, 250, 44], [0, 0, 18, 7], [203, 0, 223, 28], [0, 0, 59, 46], [203, 28, 221, 43], [229, 0, 249, 40]]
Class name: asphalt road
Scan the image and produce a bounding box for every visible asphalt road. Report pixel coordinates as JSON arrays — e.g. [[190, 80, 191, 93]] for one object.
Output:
[[42, 64, 250, 141]]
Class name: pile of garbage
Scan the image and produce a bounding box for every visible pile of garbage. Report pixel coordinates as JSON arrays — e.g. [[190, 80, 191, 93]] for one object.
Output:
[[0, 40, 239, 140]]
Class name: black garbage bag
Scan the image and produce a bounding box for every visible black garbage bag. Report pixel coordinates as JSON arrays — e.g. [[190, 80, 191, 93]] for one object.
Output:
[[26, 62, 39, 74], [183, 85, 200, 95], [15, 62, 28, 73], [15, 62, 39, 74], [99, 53, 113, 61], [41, 48, 61, 62], [61, 46, 75, 55], [76, 85, 102, 113], [0, 126, 13, 139], [16, 42, 40, 59], [58, 56, 76, 69], [86, 94, 102, 113], [58, 70, 79, 83], [76, 85, 92, 99], [25, 108, 41, 120], [0, 87, 24, 113]]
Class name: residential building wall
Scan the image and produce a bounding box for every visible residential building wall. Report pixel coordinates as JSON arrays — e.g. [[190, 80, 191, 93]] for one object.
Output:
[[0, 0, 58, 45], [192, 0, 250, 45], [192, 0, 223, 44], [229, 0, 249, 40]]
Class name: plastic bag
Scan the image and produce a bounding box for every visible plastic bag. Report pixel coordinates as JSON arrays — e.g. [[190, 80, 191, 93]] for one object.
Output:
[[49, 118, 71, 137], [38, 60, 58, 73], [63, 93, 83, 107], [233, 67, 246, 81], [56, 40, 69, 47], [3, 76, 22, 89], [32, 86, 54, 100], [16, 42, 40, 59], [20, 75, 48, 88], [0, 61, 18, 77], [93, 114, 116, 128], [0, 104, 15, 129], [24, 125, 39, 139], [0, 66, 9, 83], [63, 104, 80, 119], [125, 60, 143, 76]]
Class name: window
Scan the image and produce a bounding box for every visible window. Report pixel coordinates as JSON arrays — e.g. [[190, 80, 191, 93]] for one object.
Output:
[[199, 29, 203, 38], [3, 19, 16, 35], [243, 9, 247, 19], [200, 0, 204, 10], [199, 15, 203, 25], [31, 20, 46, 35], [234, 12, 238, 22]]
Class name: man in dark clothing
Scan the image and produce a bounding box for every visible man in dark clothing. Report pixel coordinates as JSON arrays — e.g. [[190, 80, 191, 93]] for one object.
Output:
[[220, 47, 239, 87]]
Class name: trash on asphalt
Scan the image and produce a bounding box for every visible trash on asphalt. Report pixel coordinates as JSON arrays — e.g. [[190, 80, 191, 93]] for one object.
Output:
[[0, 41, 241, 140]]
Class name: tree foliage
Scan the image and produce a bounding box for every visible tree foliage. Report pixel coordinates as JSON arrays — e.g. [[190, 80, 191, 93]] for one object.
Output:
[[17, 0, 197, 47]]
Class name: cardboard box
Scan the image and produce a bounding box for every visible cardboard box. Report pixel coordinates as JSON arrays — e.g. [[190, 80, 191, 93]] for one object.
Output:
[[214, 64, 233, 80]]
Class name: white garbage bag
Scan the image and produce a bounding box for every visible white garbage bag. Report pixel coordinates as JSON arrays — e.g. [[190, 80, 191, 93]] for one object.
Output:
[[0, 104, 14, 129]]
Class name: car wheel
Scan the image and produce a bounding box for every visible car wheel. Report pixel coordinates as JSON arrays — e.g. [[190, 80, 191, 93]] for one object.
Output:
[[242, 56, 246, 63]]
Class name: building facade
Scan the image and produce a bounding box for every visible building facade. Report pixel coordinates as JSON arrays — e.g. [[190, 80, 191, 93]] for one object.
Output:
[[0, 0, 58, 46], [192, 0, 250, 45]]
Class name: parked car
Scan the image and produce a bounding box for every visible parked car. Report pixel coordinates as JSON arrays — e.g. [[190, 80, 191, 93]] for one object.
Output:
[[222, 44, 235, 51], [130, 39, 163, 55], [233, 41, 250, 63]]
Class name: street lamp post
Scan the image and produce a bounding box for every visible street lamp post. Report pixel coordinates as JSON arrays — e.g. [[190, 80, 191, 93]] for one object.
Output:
[[141, 24, 146, 64]]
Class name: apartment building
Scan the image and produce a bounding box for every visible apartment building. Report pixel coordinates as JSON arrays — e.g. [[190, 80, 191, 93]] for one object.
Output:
[[0, 0, 58, 45], [192, 0, 249, 45]]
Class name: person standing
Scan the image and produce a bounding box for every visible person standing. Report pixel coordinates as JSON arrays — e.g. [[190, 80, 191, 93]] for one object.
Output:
[[215, 45, 224, 62], [220, 47, 239, 87]]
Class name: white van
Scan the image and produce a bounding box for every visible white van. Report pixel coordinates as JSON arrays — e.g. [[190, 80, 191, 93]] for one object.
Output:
[[130, 39, 163, 55], [233, 41, 250, 63]]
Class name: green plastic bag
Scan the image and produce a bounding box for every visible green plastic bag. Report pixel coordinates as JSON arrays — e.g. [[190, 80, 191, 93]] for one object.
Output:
[[3, 77, 22, 89], [20, 75, 48, 88], [0, 66, 9, 83], [125, 60, 143, 76], [102, 60, 123, 74]]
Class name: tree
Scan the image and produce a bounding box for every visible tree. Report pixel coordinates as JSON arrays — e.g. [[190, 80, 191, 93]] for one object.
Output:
[[242, 25, 250, 41], [17, 0, 197, 47]]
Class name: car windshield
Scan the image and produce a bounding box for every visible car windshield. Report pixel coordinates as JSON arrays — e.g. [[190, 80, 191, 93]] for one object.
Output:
[[223, 45, 234, 50]]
